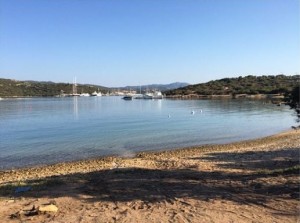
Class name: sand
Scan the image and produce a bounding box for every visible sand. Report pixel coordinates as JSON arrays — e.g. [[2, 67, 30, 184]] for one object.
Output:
[[0, 130, 299, 223]]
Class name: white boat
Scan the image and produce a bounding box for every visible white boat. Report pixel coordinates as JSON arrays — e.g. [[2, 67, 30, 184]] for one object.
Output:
[[80, 93, 90, 97], [143, 93, 154, 99], [91, 91, 102, 96], [137, 90, 163, 99], [153, 91, 163, 99]]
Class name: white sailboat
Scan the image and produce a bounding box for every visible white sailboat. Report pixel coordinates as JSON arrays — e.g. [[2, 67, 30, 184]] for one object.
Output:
[[71, 77, 80, 96]]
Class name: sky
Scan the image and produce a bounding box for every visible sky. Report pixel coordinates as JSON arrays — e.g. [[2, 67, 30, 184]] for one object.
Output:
[[0, 0, 299, 87]]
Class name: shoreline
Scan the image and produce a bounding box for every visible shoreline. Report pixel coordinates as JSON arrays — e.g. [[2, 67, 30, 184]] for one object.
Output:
[[1, 130, 299, 223], [0, 128, 293, 170], [1, 129, 298, 183]]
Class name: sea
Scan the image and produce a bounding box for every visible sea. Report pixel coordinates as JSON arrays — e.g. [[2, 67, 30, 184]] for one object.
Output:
[[0, 96, 296, 170]]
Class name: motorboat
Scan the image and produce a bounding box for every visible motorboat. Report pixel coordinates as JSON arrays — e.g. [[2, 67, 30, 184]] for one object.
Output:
[[152, 91, 163, 99], [91, 91, 102, 96], [137, 90, 163, 99], [122, 95, 133, 100], [80, 93, 90, 97]]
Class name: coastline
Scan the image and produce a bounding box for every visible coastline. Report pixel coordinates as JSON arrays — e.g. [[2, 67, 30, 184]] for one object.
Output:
[[1, 130, 299, 222], [1, 129, 298, 183]]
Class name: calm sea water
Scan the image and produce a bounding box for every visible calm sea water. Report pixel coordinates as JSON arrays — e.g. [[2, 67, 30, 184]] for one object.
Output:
[[0, 97, 296, 170]]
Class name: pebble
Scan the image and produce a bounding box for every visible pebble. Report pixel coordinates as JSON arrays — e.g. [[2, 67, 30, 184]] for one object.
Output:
[[38, 204, 58, 213]]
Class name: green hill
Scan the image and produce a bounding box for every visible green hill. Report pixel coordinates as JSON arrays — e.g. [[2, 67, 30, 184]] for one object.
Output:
[[0, 78, 108, 97], [165, 75, 299, 96]]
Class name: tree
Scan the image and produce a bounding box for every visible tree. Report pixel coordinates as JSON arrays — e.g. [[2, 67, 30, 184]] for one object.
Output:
[[286, 86, 300, 125], [287, 86, 299, 109]]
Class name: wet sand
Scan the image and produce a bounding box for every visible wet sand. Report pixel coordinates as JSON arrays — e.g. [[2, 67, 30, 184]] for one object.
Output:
[[0, 130, 299, 223]]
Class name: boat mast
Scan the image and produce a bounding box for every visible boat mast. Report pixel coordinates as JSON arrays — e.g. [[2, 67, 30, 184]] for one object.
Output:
[[72, 77, 77, 95]]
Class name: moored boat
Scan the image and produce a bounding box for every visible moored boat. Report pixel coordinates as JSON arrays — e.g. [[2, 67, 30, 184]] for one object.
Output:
[[80, 93, 90, 97], [136, 90, 163, 99], [122, 95, 133, 100], [91, 91, 102, 96]]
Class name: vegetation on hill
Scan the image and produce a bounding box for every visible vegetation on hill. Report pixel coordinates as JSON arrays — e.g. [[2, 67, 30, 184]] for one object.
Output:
[[1, 75, 298, 98], [119, 82, 189, 92], [165, 75, 299, 96], [285, 85, 300, 121], [0, 78, 108, 97], [288, 86, 300, 109]]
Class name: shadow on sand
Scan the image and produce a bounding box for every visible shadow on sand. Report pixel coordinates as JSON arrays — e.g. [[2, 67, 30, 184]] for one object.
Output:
[[1, 148, 299, 207], [191, 148, 300, 171]]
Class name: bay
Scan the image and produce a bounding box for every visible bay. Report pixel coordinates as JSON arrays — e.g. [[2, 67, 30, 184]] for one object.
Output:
[[0, 97, 296, 170]]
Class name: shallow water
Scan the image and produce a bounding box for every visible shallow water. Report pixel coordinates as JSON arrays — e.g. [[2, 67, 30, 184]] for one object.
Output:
[[0, 97, 296, 170]]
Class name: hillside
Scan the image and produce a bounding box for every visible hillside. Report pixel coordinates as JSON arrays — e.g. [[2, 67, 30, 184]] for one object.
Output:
[[117, 82, 189, 92], [165, 75, 299, 96], [0, 78, 108, 97], [0, 79, 189, 97], [1, 75, 298, 98]]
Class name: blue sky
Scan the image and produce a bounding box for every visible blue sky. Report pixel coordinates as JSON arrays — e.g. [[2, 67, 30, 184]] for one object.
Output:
[[0, 0, 299, 87]]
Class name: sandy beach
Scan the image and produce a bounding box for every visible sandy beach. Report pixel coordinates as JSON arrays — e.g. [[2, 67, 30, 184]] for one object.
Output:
[[0, 130, 299, 223]]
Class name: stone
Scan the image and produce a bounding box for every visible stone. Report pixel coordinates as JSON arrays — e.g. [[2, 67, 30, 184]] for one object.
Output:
[[38, 204, 58, 213]]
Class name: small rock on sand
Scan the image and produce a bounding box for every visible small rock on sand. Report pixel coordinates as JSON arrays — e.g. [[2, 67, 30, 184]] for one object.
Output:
[[38, 204, 58, 213]]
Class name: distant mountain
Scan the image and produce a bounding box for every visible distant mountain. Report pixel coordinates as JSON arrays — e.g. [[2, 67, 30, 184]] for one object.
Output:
[[165, 75, 299, 96], [117, 82, 190, 92], [0, 78, 190, 97], [0, 78, 109, 97]]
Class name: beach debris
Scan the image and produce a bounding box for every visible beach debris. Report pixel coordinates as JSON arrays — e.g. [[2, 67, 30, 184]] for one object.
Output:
[[10, 202, 58, 220], [10, 210, 24, 219], [10, 205, 39, 219], [15, 186, 31, 194]]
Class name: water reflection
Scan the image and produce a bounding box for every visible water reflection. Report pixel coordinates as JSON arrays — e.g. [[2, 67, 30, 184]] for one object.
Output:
[[73, 97, 78, 120], [156, 99, 162, 111]]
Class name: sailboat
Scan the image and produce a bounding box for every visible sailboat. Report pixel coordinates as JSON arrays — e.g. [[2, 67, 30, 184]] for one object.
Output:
[[71, 77, 80, 96]]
